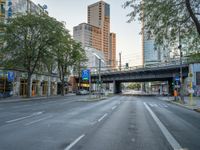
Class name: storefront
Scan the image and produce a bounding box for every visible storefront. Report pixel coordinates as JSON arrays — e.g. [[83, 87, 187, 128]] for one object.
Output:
[[51, 82, 56, 95], [41, 81, 48, 96], [20, 79, 27, 97], [32, 80, 39, 96], [0, 71, 14, 97], [0, 69, 60, 97]]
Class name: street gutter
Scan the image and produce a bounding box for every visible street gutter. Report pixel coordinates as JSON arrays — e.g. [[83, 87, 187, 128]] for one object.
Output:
[[170, 101, 200, 113]]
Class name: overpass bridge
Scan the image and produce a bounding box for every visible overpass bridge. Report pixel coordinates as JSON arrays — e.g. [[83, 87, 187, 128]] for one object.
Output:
[[91, 61, 189, 94]]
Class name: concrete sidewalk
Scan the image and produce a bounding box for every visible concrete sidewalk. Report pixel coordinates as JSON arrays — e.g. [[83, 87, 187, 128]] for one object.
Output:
[[172, 96, 200, 112], [0, 93, 76, 103], [158, 96, 200, 112]]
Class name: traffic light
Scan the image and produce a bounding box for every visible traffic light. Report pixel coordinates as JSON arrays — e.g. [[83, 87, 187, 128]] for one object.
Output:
[[125, 63, 129, 69]]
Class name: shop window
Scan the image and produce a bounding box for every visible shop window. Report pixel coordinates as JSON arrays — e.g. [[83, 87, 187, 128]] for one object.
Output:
[[20, 79, 27, 97]]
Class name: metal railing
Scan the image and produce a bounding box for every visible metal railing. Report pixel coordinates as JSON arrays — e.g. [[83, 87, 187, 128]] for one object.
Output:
[[91, 57, 197, 75]]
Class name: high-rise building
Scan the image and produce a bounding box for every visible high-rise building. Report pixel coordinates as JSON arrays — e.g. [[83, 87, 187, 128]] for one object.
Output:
[[73, 23, 102, 51], [143, 30, 160, 65], [88, 1, 110, 62], [109, 32, 116, 68], [73, 1, 116, 69]]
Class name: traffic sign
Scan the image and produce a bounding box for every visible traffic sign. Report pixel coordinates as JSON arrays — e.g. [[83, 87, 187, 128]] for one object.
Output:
[[8, 71, 14, 81], [175, 76, 180, 81], [82, 69, 90, 81]]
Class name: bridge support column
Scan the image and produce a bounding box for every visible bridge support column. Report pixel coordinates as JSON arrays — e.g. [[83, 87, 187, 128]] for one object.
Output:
[[113, 81, 121, 94], [168, 79, 174, 96]]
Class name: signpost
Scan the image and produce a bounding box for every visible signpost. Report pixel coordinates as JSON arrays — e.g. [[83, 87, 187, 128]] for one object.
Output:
[[81, 69, 91, 96], [82, 69, 90, 81], [8, 71, 14, 82], [175, 76, 180, 81]]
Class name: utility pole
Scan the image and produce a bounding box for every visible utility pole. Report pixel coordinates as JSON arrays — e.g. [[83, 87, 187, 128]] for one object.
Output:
[[119, 52, 122, 71]]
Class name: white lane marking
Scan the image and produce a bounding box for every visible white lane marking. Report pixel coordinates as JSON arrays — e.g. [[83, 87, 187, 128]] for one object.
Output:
[[111, 105, 117, 110], [90, 121, 97, 126], [143, 102, 182, 150], [25, 115, 52, 126], [163, 104, 168, 108], [98, 113, 108, 122], [149, 103, 154, 107], [6, 111, 43, 123], [64, 134, 85, 150], [154, 104, 158, 107]]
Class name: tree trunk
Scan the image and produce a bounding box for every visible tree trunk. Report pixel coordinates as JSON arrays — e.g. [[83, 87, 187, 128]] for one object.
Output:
[[185, 0, 200, 36], [61, 80, 65, 96], [27, 73, 32, 98]]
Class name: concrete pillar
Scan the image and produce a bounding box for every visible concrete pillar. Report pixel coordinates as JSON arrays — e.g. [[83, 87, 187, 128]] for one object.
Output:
[[14, 75, 20, 96], [29, 77, 32, 97], [39, 80, 43, 96], [113, 80, 121, 94], [168, 79, 173, 96]]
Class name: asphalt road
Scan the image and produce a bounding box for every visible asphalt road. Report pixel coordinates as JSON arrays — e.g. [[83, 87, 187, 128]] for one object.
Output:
[[0, 95, 200, 150]]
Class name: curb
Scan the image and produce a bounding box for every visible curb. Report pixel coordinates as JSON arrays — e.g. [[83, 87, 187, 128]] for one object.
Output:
[[194, 108, 200, 113], [170, 101, 194, 110], [0, 95, 75, 103], [0, 97, 49, 103], [77, 97, 108, 102], [170, 101, 200, 113]]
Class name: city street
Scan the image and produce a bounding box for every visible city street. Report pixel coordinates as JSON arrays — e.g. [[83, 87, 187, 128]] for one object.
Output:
[[0, 95, 200, 150]]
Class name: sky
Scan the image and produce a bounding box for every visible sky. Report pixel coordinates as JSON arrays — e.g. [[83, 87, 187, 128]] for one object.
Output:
[[32, 0, 142, 67]]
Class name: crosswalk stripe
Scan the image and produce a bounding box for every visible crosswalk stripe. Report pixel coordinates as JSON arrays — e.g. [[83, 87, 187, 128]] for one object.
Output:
[[148, 103, 168, 108]]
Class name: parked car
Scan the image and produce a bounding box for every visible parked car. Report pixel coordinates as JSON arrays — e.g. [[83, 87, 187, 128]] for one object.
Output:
[[76, 89, 89, 95]]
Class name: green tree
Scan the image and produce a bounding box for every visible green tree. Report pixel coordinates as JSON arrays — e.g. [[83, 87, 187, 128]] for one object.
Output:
[[0, 13, 63, 97], [123, 0, 200, 53], [54, 30, 87, 95], [127, 83, 141, 90]]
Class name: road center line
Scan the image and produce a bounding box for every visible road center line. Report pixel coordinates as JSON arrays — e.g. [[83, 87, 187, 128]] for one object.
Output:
[[111, 105, 117, 110], [143, 102, 182, 150], [98, 113, 108, 122], [64, 134, 85, 150], [6, 111, 43, 123], [25, 115, 52, 126]]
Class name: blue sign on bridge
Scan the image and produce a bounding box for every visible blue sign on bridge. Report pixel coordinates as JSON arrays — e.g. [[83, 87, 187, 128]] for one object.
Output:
[[175, 76, 180, 81]]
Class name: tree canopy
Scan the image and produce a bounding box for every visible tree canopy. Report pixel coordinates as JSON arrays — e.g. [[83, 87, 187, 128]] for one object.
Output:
[[123, 0, 200, 54], [0, 13, 86, 97]]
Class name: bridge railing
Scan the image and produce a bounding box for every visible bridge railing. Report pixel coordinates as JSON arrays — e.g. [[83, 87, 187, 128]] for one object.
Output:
[[91, 57, 196, 75]]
